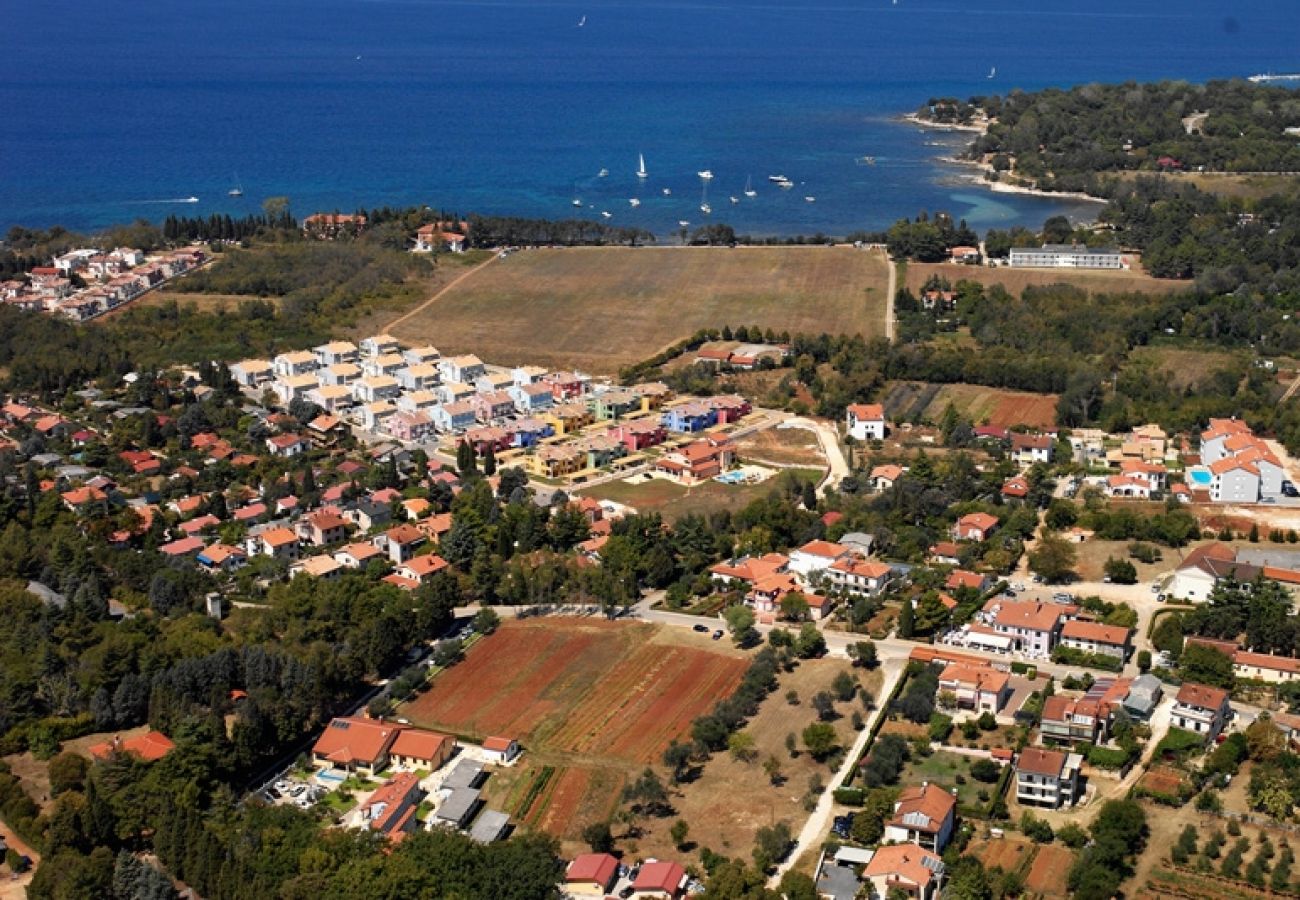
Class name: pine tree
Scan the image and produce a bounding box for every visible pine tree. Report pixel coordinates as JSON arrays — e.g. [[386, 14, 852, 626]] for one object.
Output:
[[898, 596, 915, 638], [483, 444, 497, 476]]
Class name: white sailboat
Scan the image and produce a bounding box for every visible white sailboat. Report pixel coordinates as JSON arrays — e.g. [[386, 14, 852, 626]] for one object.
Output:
[[629, 198, 640, 207], [662, 188, 672, 196], [729, 196, 739, 204], [700, 180, 711, 215], [577, 15, 586, 27], [601, 211, 612, 219], [228, 174, 243, 197], [637, 153, 648, 179], [697, 169, 714, 180], [987, 66, 996, 79], [744, 175, 757, 198], [598, 168, 608, 177]]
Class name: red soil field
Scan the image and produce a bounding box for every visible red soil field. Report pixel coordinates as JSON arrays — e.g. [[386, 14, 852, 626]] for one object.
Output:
[[401, 618, 746, 762], [985, 393, 1058, 430], [1025, 844, 1074, 897]]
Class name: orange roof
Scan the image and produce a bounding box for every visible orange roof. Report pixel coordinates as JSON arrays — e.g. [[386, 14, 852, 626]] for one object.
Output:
[[939, 662, 1009, 694], [389, 729, 452, 763], [386, 523, 424, 545], [1017, 747, 1067, 777], [633, 861, 687, 894], [262, 527, 298, 547], [89, 730, 175, 762], [382, 574, 421, 591], [796, 539, 848, 559], [989, 599, 1064, 632], [1176, 682, 1229, 710], [340, 541, 385, 561], [957, 512, 998, 532], [1061, 619, 1131, 646], [312, 716, 403, 766], [483, 736, 515, 752], [864, 844, 943, 887], [889, 783, 956, 833], [871, 464, 904, 481], [945, 569, 986, 591], [308, 511, 349, 531], [403, 554, 449, 578], [847, 403, 885, 420], [830, 558, 892, 579], [362, 772, 421, 834], [1209, 456, 1259, 477]]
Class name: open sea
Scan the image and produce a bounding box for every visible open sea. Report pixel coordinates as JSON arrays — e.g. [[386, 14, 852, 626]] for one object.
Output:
[[2, 0, 1298, 236]]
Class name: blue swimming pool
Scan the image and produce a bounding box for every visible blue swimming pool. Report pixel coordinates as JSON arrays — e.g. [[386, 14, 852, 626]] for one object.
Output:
[[1188, 467, 1212, 486], [715, 471, 747, 484]]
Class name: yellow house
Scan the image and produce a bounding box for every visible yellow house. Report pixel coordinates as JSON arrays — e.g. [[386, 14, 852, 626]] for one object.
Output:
[[631, 381, 674, 412], [527, 443, 586, 479], [544, 402, 594, 436]]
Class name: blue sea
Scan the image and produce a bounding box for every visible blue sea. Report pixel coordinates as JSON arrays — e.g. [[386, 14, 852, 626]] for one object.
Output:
[[2, 0, 1298, 236]]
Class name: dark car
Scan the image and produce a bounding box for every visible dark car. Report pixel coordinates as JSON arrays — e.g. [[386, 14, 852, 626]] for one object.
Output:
[[712, 629, 724, 640], [619, 888, 635, 899], [692, 623, 709, 633]]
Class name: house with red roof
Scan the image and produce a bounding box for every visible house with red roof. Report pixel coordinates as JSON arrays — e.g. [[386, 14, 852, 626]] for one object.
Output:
[[1001, 475, 1030, 499], [88, 730, 175, 763], [266, 433, 308, 458], [384, 523, 426, 563], [258, 527, 301, 561], [863, 844, 945, 900], [311, 716, 404, 775], [883, 783, 957, 852], [945, 569, 990, 594], [565, 853, 620, 896], [827, 558, 893, 598], [1058, 619, 1132, 662], [938, 662, 1010, 713], [1010, 432, 1053, 466], [300, 510, 350, 547], [951, 512, 998, 542], [788, 539, 852, 579], [1172, 682, 1232, 742], [482, 736, 520, 764], [1039, 694, 1108, 745], [981, 598, 1070, 656], [631, 860, 688, 899], [1015, 747, 1082, 809], [397, 553, 450, 585], [389, 729, 454, 770], [654, 435, 734, 484], [846, 403, 886, 441], [358, 771, 423, 840]]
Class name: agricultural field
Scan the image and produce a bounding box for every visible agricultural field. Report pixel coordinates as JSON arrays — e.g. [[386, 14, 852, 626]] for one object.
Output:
[[398, 618, 748, 849], [1127, 346, 1247, 391], [904, 261, 1186, 297], [969, 836, 1072, 899], [883, 381, 1058, 430], [387, 245, 891, 373], [583, 468, 822, 523]]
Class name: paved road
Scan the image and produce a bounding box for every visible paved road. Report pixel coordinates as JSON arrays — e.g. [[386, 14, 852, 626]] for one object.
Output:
[[772, 656, 906, 886]]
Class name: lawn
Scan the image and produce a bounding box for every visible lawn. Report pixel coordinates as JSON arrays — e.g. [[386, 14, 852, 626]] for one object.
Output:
[[905, 261, 1186, 297], [583, 468, 821, 522], [387, 245, 891, 372], [900, 749, 993, 810]]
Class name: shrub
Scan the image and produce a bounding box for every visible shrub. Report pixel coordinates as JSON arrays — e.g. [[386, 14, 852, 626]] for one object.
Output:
[[927, 713, 953, 743], [970, 759, 1001, 783]]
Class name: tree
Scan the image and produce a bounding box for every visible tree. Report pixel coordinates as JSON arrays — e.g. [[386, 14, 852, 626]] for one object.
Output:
[[622, 768, 671, 818], [1178, 643, 1234, 688], [831, 670, 857, 702], [779, 592, 810, 622], [472, 607, 500, 635], [582, 821, 614, 853], [1029, 532, 1078, 583], [970, 759, 1001, 783], [848, 640, 878, 668], [897, 596, 915, 638], [777, 871, 818, 900], [724, 604, 758, 647], [1103, 557, 1137, 584], [663, 740, 693, 782], [763, 755, 783, 785], [753, 821, 793, 872], [482, 444, 497, 477], [802, 722, 837, 760], [48, 752, 88, 796], [795, 622, 826, 658], [811, 692, 836, 721], [671, 819, 691, 850], [728, 731, 758, 763], [1137, 649, 1151, 672]]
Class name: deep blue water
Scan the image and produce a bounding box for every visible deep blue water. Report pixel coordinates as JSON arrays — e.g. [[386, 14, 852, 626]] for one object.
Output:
[[2, 0, 1298, 236]]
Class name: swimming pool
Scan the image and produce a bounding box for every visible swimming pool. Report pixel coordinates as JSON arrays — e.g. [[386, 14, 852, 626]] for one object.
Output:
[[715, 471, 748, 484], [1188, 467, 1212, 486]]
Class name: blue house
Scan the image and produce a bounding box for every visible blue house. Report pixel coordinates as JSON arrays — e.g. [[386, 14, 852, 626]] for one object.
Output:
[[508, 418, 555, 448], [662, 401, 718, 433]]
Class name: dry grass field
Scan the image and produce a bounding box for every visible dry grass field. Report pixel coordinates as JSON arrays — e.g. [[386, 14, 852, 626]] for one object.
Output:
[[387, 245, 891, 372], [113, 290, 279, 316], [1127, 346, 1245, 390], [1108, 169, 1300, 201], [885, 381, 1059, 429], [905, 261, 1186, 296], [585, 468, 821, 522]]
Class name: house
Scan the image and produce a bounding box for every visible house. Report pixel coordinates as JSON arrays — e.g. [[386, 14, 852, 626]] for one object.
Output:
[[475, 372, 515, 394], [360, 334, 401, 358], [630, 860, 688, 899], [318, 362, 362, 387], [1171, 682, 1232, 742], [311, 716, 403, 775], [661, 400, 718, 433], [883, 782, 958, 851], [635, 381, 675, 411], [1015, 747, 1082, 808], [862, 844, 946, 900], [258, 527, 301, 561], [1039, 695, 1107, 745], [710, 553, 790, 587], [528, 443, 586, 479], [293, 556, 345, 580], [1168, 542, 1254, 602], [397, 554, 450, 585], [543, 402, 594, 435], [482, 736, 520, 764], [230, 359, 273, 387], [273, 350, 318, 378], [788, 539, 852, 579], [347, 498, 392, 531], [266, 433, 308, 457], [1121, 673, 1164, 720], [952, 512, 998, 542], [827, 558, 893, 597], [275, 374, 321, 405], [303, 213, 368, 239], [945, 569, 990, 594], [470, 390, 516, 423], [352, 375, 401, 404], [511, 364, 547, 386], [385, 524, 425, 563], [1002, 475, 1030, 499], [88, 730, 175, 763], [431, 401, 477, 433], [300, 510, 349, 547], [938, 662, 1010, 713], [870, 464, 904, 491], [389, 410, 435, 442], [358, 772, 422, 840], [565, 853, 620, 897], [610, 419, 667, 452], [655, 436, 734, 484], [1234, 650, 1300, 684], [438, 355, 485, 384], [950, 245, 980, 263], [388, 729, 454, 770], [334, 542, 387, 569], [981, 599, 1067, 656], [197, 543, 247, 573], [1058, 620, 1132, 661], [928, 542, 962, 566], [314, 340, 359, 366], [509, 381, 555, 414], [1105, 474, 1153, 499], [846, 403, 886, 441], [1008, 244, 1123, 269], [588, 389, 642, 421], [1010, 432, 1054, 466], [1120, 459, 1168, 491], [544, 371, 586, 401], [469, 810, 510, 844]]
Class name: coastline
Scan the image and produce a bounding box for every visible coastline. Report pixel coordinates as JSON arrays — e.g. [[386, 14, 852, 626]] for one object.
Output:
[[901, 112, 988, 135]]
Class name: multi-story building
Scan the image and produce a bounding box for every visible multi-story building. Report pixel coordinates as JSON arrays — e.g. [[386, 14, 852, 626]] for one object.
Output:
[[1015, 747, 1082, 808], [1009, 244, 1123, 269], [1171, 682, 1232, 742]]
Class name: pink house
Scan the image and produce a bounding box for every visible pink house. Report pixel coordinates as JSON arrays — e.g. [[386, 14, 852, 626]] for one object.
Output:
[[389, 410, 434, 442], [610, 419, 667, 451], [709, 394, 752, 423]]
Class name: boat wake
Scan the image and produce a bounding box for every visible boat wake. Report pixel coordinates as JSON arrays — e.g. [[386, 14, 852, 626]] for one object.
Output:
[[130, 197, 200, 204]]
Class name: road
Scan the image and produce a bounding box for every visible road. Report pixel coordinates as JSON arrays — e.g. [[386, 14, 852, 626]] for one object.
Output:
[[779, 417, 849, 497], [883, 251, 898, 342], [772, 656, 906, 886]]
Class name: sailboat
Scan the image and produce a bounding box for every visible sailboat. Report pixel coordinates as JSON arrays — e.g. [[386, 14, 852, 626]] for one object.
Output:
[[577, 15, 586, 27], [987, 66, 996, 79], [697, 170, 714, 180], [744, 175, 757, 198], [662, 188, 672, 196], [598, 168, 608, 178], [629, 198, 641, 207], [572, 181, 582, 208], [700, 180, 711, 215], [637, 153, 648, 179], [729, 196, 739, 205], [228, 174, 243, 197]]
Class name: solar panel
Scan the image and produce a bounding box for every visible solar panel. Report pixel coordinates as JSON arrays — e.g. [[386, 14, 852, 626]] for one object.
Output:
[[331, 720, 350, 730]]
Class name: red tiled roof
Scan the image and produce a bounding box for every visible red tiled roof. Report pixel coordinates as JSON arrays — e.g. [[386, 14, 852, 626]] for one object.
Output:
[[1176, 682, 1229, 710], [1017, 747, 1066, 777], [847, 403, 884, 420], [483, 736, 515, 752], [89, 730, 174, 762], [389, 729, 451, 763], [889, 783, 956, 833], [312, 716, 402, 766], [567, 853, 619, 887], [1061, 619, 1131, 646], [633, 860, 687, 894]]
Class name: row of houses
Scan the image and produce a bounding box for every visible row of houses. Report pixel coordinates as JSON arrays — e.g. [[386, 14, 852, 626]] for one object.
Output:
[[1198, 418, 1287, 503], [958, 597, 1134, 661], [1170, 542, 1300, 603], [2, 246, 207, 320]]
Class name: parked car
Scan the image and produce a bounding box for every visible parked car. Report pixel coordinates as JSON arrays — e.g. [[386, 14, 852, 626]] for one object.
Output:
[[712, 629, 724, 641], [692, 624, 709, 633]]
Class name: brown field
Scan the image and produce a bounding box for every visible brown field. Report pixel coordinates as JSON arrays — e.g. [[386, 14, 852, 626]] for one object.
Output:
[[733, 428, 828, 468], [399, 618, 748, 850], [1025, 844, 1075, 897], [972, 835, 1036, 873], [1128, 346, 1245, 390], [884, 381, 1058, 429], [1108, 169, 1300, 201], [584, 468, 821, 523], [387, 245, 891, 372], [112, 290, 281, 316], [905, 261, 1186, 297]]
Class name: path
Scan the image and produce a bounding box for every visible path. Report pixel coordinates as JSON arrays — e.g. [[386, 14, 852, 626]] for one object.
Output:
[[383, 252, 498, 333], [780, 417, 849, 497], [883, 251, 898, 342], [1282, 374, 1300, 404], [0, 819, 38, 898], [771, 656, 905, 885]]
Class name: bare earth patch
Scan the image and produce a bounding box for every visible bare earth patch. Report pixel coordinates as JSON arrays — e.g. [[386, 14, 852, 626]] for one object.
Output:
[[905, 261, 1186, 297]]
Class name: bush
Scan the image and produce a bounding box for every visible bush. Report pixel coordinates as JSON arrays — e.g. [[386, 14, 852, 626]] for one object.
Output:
[[833, 787, 865, 807], [927, 713, 953, 743], [1104, 557, 1138, 584], [1021, 811, 1054, 843], [970, 759, 1001, 783], [977, 711, 997, 731], [1058, 823, 1089, 848]]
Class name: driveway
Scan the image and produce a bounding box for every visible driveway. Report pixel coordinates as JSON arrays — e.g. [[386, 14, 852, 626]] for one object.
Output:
[[779, 418, 849, 496]]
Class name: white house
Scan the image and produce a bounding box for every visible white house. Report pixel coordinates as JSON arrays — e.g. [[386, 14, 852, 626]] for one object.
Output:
[[1058, 620, 1132, 661], [1015, 747, 1082, 808], [273, 350, 318, 378], [826, 558, 893, 597], [937, 663, 1010, 713], [883, 783, 957, 852], [1010, 432, 1053, 466], [313, 340, 359, 366], [274, 373, 321, 405], [230, 359, 273, 387], [1171, 682, 1231, 742], [1210, 457, 1262, 503], [787, 540, 852, 579], [360, 334, 401, 357], [439, 355, 486, 385], [846, 403, 886, 441], [863, 845, 945, 900], [481, 736, 520, 764], [351, 376, 402, 404]]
